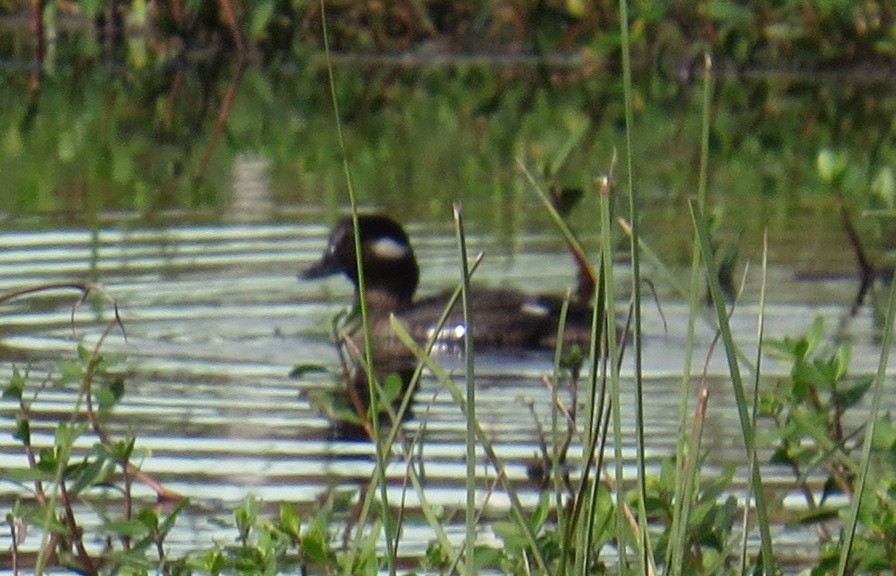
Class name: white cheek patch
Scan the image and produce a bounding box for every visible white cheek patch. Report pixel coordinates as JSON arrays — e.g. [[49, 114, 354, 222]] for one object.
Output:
[[370, 237, 410, 260]]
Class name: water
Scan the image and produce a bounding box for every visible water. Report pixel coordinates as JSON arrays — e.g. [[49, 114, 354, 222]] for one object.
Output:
[[0, 210, 890, 571]]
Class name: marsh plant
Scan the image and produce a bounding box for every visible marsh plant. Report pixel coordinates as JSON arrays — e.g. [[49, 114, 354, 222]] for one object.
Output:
[[6, 302, 896, 574]]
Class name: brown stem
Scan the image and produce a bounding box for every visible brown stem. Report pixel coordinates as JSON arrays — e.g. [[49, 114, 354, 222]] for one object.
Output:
[[15, 395, 47, 505], [80, 318, 184, 502], [340, 335, 376, 439], [0, 282, 96, 306], [838, 193, 876, 316], [2, 281, 180, 501], [27, 0, 45, 111], [8, 515, 19, 574], [60, 479, 98, 575], [194, 60, 246, 188], [122, 464, 133, 551], [162, 70, 185, 130], [216, 0, 246, 55]]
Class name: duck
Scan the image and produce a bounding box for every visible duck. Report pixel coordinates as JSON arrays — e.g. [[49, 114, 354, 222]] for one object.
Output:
[[300, 214, 615, 437], [301, 214, 606, 353]]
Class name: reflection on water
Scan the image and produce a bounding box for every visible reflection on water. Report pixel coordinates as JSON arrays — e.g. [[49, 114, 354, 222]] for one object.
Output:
[[0, 213, 889, 569]]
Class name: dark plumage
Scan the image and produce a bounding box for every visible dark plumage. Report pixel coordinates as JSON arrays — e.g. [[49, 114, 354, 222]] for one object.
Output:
[[301, 214, 608, 437], [302, 214, 597, 351]]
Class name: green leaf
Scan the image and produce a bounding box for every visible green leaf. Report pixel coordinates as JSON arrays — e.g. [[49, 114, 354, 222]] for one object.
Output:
[[305, 389, 364, 425], [871, 166, 896, 207], [278, 502, 301, 543], [493, 521, 527, 553], [3, 366, 26, 399], [109, 436, 137, 462], [250, 0, 275, 40], [104, 518, 152, 538], [817, 148, 849, 185], [77, 344, 92, 364], [835, 378, 872, 412], [4, 466, 56, 483], [381, 372, 403, 403], [472, 545, 504, 570], [14, 416, 30, 445], [159, 498, 190, 535], [832, 341, 852, 380], [528, 491, 551, 531], [137, 507, 160, 531], [70, 452, 112, 496], [94, 387, 117, 411], [37, 447, 59, 472], [769, 445, 796, 466], [235, 494, 262, 539], [871, 416, 896, 450], [806, 316, 825, 351], [301, 521, 329, 563]]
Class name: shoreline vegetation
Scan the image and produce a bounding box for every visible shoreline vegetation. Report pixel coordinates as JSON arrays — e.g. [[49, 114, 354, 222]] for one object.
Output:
[[0, 1, 894, 225]]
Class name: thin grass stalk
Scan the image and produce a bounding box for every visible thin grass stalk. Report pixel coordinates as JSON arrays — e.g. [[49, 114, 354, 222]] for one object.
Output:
[[365, 255, 487, 576], [34, 292, 125, 575], [452, 204, 478, 574], [389, 317, 549, 572], [385, 254, 485, 442], [617, 0, 652, 570], [519, 158, 618, 571], [597, 172, 635, 574], [576, 257, 610, 574], [679, 386, 709, 569], [519, 156, 613, 574], [836, 240, 896, 574], [319, 3, 395, 571], [689, 200, 776, 574], [403, 442, 464, 571], [737, 231, 769, 571], [552, 298, 572, 575], [617, 221, 756, 373], [667, 53, 714, 576], [517, 158, 597, 283]]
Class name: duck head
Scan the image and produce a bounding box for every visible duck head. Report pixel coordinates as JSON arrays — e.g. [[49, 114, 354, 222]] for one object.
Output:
[[302, 215, 420, 309]]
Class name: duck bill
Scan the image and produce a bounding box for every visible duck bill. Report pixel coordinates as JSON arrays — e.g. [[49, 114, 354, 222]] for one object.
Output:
[[301, 256, 340, 280]]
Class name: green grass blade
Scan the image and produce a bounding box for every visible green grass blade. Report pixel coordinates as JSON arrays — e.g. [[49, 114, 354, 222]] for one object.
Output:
[[690, 200, 776, 574], [319, 3, 394, 571], [618, 0, 651, 569], [452, 204, 478, 575], [739, 232, 770, 572], [668, 53, 714, 576], [836, 247, 896, 574], [597, 173, 633, 574], [517, 157, 597, 284], [389, 316, 548, 573]]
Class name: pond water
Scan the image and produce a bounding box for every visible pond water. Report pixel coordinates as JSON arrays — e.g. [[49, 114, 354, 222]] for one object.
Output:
[[0, 195, 891, 571]]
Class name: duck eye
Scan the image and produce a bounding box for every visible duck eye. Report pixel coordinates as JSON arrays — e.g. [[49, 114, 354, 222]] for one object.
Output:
[[370, 237, 409, 260]]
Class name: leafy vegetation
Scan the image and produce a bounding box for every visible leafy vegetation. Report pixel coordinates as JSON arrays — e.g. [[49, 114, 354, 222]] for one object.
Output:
[[0, 1, 894, 231], [6, 282, 896, 574]]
